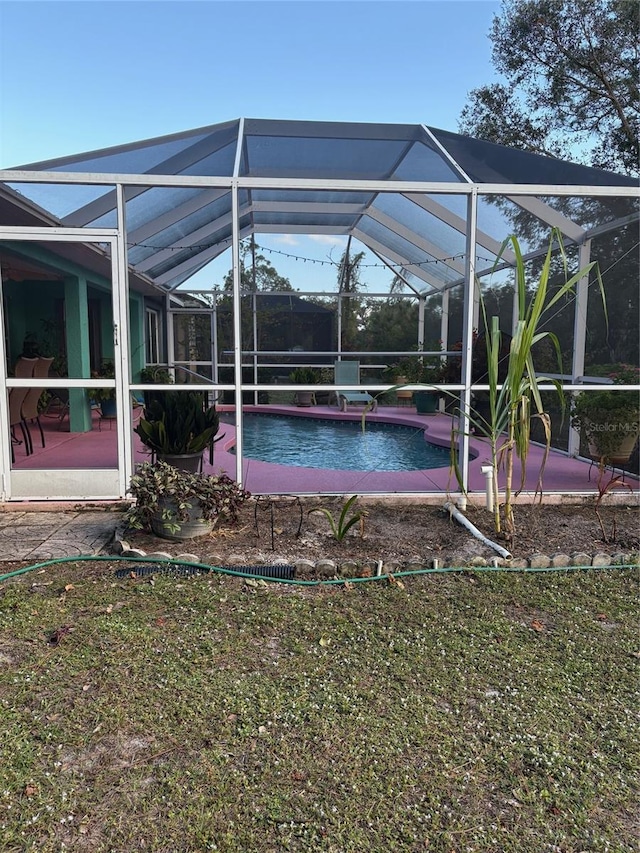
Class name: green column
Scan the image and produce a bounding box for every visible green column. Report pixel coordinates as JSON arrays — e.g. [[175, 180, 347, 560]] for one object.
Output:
[[64, 275, 92, 432]]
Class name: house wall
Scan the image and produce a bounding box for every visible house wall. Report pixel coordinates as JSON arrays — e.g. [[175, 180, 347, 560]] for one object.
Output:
[[2, 244, 149, 382]]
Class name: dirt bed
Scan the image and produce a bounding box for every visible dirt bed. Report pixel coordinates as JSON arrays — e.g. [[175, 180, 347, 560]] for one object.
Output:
[[120, 499, 640, 577]]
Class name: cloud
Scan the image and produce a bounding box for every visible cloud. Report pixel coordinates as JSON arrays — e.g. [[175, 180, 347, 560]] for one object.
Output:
[[273, 235, 300, 246], [308, 235, 347, 247]]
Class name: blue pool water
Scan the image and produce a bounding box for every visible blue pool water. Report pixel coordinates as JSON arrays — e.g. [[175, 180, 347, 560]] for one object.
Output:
[[231, 414, 450, 472]]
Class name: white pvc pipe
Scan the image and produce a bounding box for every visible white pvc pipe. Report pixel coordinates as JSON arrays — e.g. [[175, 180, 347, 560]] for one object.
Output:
[[443, 501, 512, 560], [481, 465, 495, 513]]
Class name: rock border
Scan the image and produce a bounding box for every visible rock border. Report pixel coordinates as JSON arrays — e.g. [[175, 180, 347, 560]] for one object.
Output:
[[111, 525, 639, 577]]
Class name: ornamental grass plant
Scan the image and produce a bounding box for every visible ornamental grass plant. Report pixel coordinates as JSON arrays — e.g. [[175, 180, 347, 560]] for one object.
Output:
[[452, 229, 603, 536]]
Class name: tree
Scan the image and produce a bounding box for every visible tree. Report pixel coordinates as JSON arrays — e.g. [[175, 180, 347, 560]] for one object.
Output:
[[459, 0, 639, 177], [336, 238, 367, 351], [222, 237, 295, 292]]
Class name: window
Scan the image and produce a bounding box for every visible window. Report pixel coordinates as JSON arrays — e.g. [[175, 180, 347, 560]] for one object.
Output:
[[145, 308, 161, 364]]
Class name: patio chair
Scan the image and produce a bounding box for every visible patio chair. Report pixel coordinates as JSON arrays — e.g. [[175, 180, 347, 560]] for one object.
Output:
[[10, 357, 39, 455], [9, 387, 32, 460], [334, 360, 377, 412], [21, 356, 54, 450], [43, 386, 70, 426], [14, 356, 38, 378]]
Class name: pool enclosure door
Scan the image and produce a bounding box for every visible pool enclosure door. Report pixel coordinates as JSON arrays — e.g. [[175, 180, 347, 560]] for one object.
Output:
[[167, 303, 217, 389], [0, 229, 133, 501]]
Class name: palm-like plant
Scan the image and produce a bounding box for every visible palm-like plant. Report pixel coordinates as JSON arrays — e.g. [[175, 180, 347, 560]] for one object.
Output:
[[135, 390, 221, 463]]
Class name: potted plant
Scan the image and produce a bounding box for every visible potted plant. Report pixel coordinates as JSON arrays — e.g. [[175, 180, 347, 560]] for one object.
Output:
[[289, 367, 319, 407], [383, 357, 420, 405], [134, 389, 222, 472], [315, 367, 333, 406], [91, 361, 117, 418], [571, 365, 639, 465], [383, 354, 443, 413], [124, 459, 251, 540]]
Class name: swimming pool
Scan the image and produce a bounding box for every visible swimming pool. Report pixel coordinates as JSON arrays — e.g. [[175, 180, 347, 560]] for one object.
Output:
[[231, 413, 451, 472]]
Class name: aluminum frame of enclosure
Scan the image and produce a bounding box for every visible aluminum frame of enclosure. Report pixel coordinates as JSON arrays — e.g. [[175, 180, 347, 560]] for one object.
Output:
[[1, 118, 638, 501]]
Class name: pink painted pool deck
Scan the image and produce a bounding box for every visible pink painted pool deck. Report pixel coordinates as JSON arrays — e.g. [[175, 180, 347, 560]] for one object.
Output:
[[10, 404, 638, 500]]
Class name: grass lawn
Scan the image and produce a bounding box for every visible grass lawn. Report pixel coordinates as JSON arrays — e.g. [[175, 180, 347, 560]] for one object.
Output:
[[0, 563, 637, 852]]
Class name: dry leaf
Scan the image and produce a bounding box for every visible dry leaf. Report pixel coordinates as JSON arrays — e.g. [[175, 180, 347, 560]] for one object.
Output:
[[531, 619, 545, 633], [105, 604, 113, 614], [319, 637, 330, 647], [24, 783, 37, 797], [596, 613, 608, 621], [64, 583, 74, 592]]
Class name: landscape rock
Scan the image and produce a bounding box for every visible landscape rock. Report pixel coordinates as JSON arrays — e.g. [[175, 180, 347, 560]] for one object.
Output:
[[176, 553, 201, 564], [316, 559, 337, 577], [529, 553, 551, 569], [111, 538, 129, 555]]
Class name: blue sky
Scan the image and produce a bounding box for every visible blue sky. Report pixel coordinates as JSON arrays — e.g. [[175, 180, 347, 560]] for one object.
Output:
[[0, 0, 503, 290]]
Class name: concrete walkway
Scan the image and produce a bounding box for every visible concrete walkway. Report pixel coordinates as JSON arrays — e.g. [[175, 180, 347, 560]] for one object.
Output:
[[0, 508, 121, 562]]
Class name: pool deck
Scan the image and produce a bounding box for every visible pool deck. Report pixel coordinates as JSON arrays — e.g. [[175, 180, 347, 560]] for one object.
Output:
[[217, 405, 638, 500], [9, 403, 638, 500]]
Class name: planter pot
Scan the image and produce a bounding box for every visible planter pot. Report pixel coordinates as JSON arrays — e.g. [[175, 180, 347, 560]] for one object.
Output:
[[100, 399, 117, 418], [414, 390, 439, 415], [394, 376, 413, 406], [294, 390, 316, 407], [158, 451, 203, 473], [587, 429, 639, 465], [151, 499, 215, 540]]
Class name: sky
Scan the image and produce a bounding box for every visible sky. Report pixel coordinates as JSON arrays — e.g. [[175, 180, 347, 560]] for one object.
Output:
[[0, 0, 503, 291]]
